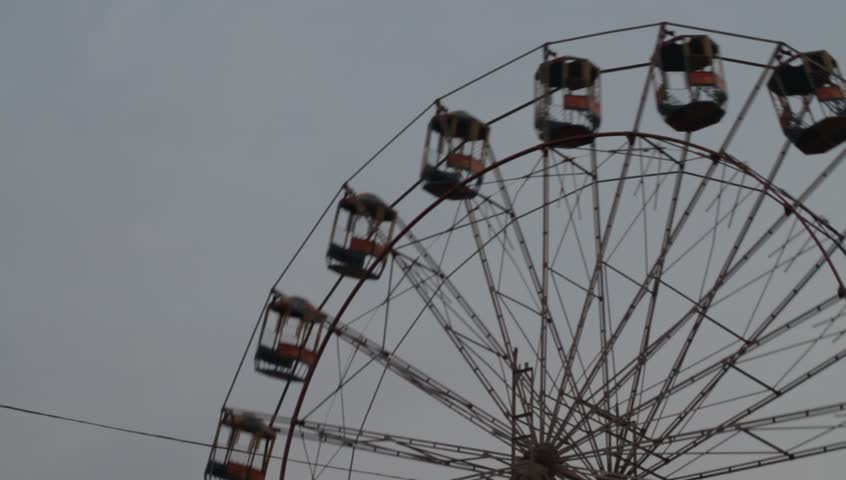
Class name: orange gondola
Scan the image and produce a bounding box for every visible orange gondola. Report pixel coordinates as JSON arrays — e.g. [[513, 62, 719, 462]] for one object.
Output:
[[254, 292, 327, 381], [327, 192, 397, 280], [421, 108, 490, 199], [654, 35, 727, 132], [534, 56, 601, 148], [206, 409, 276, 480], [768, 50, 846, 154]]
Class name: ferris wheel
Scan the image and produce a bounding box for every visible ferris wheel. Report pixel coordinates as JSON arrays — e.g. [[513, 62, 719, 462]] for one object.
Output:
[[206, 22, 846, 480]]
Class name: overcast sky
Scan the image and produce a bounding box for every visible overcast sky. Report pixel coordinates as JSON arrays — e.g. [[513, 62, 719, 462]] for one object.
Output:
[[2, 1, 846, 479]]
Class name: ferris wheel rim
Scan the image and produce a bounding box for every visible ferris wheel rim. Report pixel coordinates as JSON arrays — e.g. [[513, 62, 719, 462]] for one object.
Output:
[[277, 130, 846, 480]]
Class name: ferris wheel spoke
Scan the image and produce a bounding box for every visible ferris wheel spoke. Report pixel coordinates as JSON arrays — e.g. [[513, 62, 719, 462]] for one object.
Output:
[[333, 323, 511, 441], [546, 385, 664, 463], [423, 178, 587, 420], [499, 303, 551, 434], [560, 193, 815, 460], [661, 430, 770, 479], [391, 259, 515, 420], [619, 145, 791, 452], [464, 198, 517, 369], [546, 156, 605, 425], [301, 262, 453, 423], [587, 144, 613, 465], [786, 416, 846, 452], [624, 293, 844, 425], [489, 165, 578, 388], [548, 267, 595, 305], [773, 302, 846, 388], [612, 141, 688, 460], [662, 187, 756, 274], [382, 253, 511, 408], [603, 260, 748, 345], [297, 427, 319, 479], [634, 311, 819, 468], [392, 204, 511, 252], [546, 154, 596, 387], [400, 227, 510, 359], [445, 465, 515, 480], [622, 153, 683, 442], [652, 400, 846, 448], [604, 152, 676, 263], [711, 238, 821, 309], [483, 209, 541, 312], [742, 213, 811, 335], [627, 156, 731, 443], [678, 146, 846, 300], [512, 382, 608, 475], [482, 147, 610, 468], [552, 137, 734, 451], [546, 140, 640, 451], [281, 417, 511, 473], [557, 436, 674, 479], [644, 319, 846, 472], [664, 439, 846, 480], [489, 162, 549, 311], [538, 344, 614, 468], [547, 178, 598, 383], [651, 390, 771, 432], [662, 430, 752, 479], [503, 153, 547, 205], [390, 260, 505, 360], [549, 159, 593, 280], [343, 264, 438, 328], [306, 256, 419, 428], [737, 325, 846, 366], [645, 227, 846, 442], [698, 163, 733, 304], [538, 148, 553, 441], [639, 232, 845, 411], [386, 264, 503, 368]]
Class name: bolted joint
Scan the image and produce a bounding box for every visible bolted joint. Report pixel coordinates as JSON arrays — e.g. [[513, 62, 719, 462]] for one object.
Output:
[[784, 203, 795, 216]]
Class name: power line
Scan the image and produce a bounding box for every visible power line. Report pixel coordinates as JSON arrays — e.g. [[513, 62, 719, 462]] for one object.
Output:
[[0, 402, 415, 480]]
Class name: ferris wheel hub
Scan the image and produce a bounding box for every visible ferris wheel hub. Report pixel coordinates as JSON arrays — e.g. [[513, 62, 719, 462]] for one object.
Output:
[[514, 444, 583, 480]]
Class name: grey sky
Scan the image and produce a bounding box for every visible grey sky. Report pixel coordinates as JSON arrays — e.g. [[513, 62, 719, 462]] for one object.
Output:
[[2, 1, 846, 479]]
